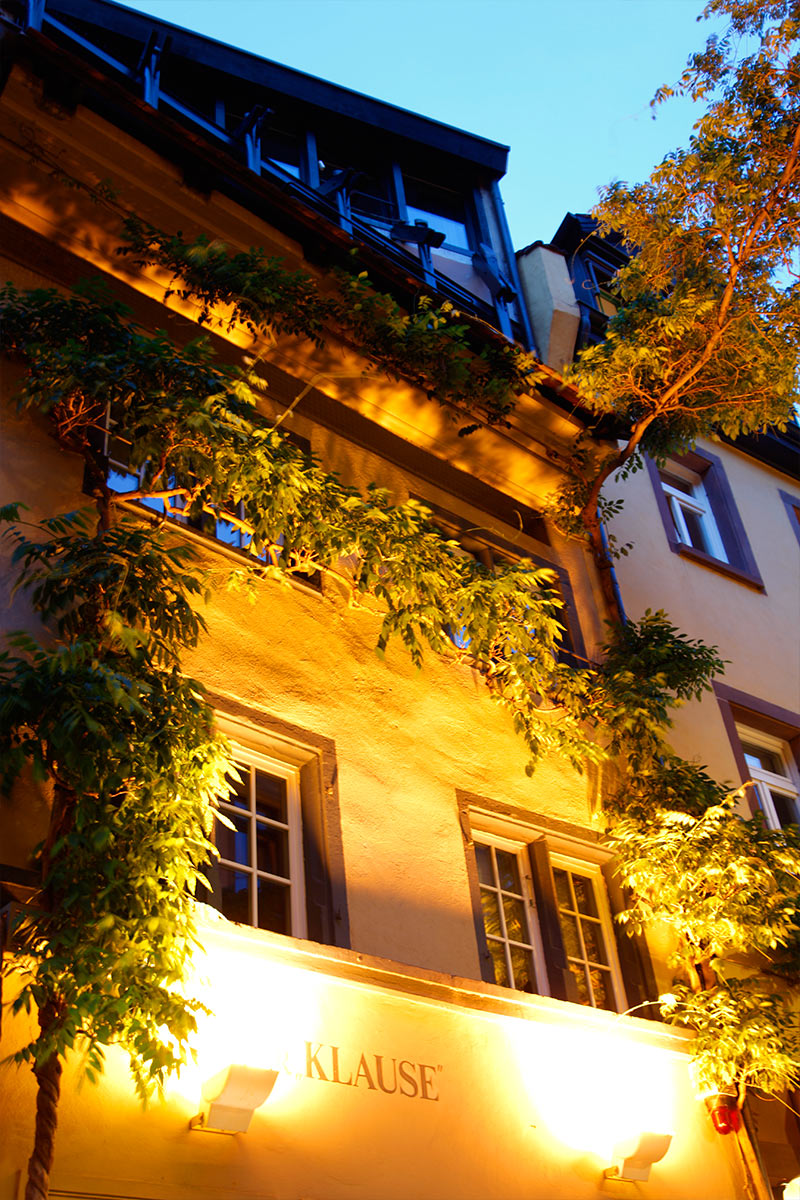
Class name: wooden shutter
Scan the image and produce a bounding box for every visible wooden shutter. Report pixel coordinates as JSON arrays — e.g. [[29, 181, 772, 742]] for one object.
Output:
[[527, 838, 577, 1003], [601, 858, 658, 1015]]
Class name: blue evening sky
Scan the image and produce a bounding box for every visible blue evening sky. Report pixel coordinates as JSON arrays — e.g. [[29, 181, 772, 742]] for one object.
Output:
[[120, 0, 719, 248]]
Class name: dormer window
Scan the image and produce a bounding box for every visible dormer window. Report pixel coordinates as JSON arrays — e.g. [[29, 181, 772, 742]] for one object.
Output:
[[585, 257, 618, 316], [403, 175, 471, 251]]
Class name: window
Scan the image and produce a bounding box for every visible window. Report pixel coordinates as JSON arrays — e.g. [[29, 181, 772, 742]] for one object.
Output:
[[658, 460, 728, 562], [715, 683, 800, 830], [403, 175, 471, 251], [646, 449, 763, 587], [780, 489, 800, 550], [422, 503, 585, 662], [551, 856, 622, 1011], [104, 419, 320, 585], [474, 834, 546, 994], [200, 710, 350, 948], [736, 726, 800, 830], [465, 807, 628, 1013], [585, 257, 618, 317], [209, 749, 306, 935]]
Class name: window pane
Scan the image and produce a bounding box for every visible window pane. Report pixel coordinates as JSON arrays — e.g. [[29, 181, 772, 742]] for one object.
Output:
[[509, 945, 536, 994], [350, 170, 395, 222], [503, 894, 527, 943], [480, 889, 502, 939], [486, 938, 509, 987], [216, 812, 250, 866], [659, 470, 694, 496], [770, 790, 798, 827], [256, 878, 291, 934], [742, 743, 785, 776], [256, 822, 289, 879], [228, 769, 250, 810], [215, 516, 246, 548], [403, 175, 470, 249], [569, 962, 590, 1004], [219, 867, 250, 925], [255, 771, 288, 822], [107, 465, 139, 493], [682, 505, 709, 553], [581, 918, 608, 965], [572, 875, 597, 917], [589, 966, 615, 1011], [666, 496, 684, 539], [262, 128, 301, 177], [475, 842, 493, 885], [553, 868, 571, 909], [559, 912, 581, 959], [496, 849, 522, 893]]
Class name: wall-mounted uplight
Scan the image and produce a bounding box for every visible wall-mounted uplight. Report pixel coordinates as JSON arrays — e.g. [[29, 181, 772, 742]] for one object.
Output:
[[190, 1064, 278, 1133], [783, 1175, 800, 1199], [604, 1132, 673, 1182]]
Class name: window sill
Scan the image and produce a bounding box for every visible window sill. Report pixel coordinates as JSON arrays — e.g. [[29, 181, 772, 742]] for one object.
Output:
[[669, 540, 765, 591]]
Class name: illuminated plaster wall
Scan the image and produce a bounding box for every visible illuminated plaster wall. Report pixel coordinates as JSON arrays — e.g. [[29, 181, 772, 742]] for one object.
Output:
[[0, 354, 595, 980], [0, 921, 747, 1200], [0, 56, 753, 1200], [607, 437, 800, 787], [0, 59, 608, 979]]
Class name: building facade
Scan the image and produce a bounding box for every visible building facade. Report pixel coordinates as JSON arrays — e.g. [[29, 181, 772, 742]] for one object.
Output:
[[519, 215, 800, 1196], [0, 3, 774, 1198]]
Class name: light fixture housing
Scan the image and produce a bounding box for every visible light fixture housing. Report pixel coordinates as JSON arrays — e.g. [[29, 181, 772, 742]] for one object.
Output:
[[190, 1064, 278, 1133], [604, 1131, 673, 1182], [704, 1093, 741, 1135]]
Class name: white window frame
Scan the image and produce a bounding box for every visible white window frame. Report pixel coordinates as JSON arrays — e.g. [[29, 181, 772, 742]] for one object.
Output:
[[212, 716, 309, 938], [659, 459, 728, 563], [469, 812, 626, 1012], [549, 852, 627, 1013], [473, 829, 548, 996], [736, 724, 800, 831]]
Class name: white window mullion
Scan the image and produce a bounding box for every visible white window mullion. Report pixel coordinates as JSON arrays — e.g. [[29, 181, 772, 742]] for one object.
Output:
[[286, 771, 306, 937], [667, 493, 692, 546], [248, 766, 258, 927], [737, 724, 800, 831]]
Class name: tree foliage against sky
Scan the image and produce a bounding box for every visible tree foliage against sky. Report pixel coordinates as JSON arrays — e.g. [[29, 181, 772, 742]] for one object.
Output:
[[548, 0, 800, 613], [561, 0, 800, 1107]]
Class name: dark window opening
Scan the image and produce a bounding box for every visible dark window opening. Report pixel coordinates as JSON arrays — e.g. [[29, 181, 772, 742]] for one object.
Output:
[[403, 175, 471, 250]]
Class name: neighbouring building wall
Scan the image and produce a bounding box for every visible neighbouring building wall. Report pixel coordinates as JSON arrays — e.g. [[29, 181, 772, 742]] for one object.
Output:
[[605, 436, 800, 794]]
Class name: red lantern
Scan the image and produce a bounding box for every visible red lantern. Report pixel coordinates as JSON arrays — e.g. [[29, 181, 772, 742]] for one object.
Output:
[[705, 1094, 741, 1134]]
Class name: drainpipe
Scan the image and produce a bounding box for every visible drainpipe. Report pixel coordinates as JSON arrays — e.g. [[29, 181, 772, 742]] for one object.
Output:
[[600, 519, 627, 625], [490, 180, 536, 353]]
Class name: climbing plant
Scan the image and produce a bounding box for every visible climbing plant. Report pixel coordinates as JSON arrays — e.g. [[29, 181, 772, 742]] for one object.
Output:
[[120, 216, 540, 432]]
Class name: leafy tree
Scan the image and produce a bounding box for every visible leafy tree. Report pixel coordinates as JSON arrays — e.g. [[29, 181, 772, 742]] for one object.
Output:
[[548, 0, 800, 617], [0, 509, 233, 1200], [547, 0, 800, 1113]]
